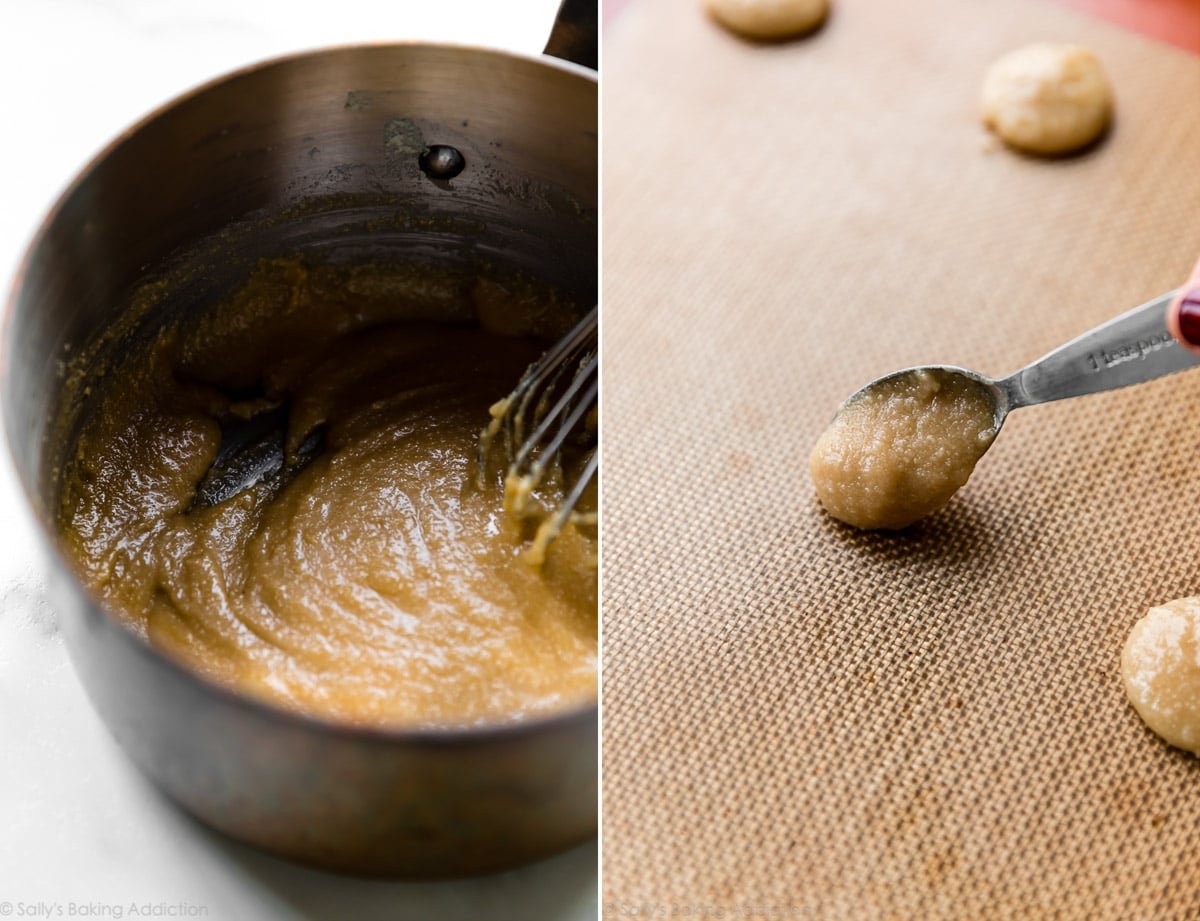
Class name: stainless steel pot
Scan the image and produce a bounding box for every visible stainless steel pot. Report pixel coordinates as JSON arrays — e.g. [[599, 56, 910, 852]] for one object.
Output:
[[2, 36, 596, 877]]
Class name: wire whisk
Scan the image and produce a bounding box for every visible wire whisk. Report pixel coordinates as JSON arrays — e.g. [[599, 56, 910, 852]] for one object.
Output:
[[480, 306, 597, 564]]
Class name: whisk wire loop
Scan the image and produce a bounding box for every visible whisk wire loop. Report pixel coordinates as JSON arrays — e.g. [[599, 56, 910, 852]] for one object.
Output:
[[480, 307, 598, 561]]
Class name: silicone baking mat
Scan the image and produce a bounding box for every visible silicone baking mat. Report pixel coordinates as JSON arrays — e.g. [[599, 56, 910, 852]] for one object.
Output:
[[601, 0, 1200, 916]]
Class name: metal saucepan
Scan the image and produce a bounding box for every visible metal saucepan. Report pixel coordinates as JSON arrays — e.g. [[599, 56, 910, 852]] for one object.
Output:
[[1, 9, 596, 878]]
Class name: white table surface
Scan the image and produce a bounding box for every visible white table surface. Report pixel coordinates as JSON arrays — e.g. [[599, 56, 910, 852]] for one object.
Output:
[[0, 3, 597, 919]]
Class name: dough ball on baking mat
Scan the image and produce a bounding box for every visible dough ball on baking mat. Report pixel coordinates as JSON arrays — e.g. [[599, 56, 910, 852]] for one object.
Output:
[[981, 43, 1113, 155], [1123, 596, 1200, 756], [705, 0, 828, 40]]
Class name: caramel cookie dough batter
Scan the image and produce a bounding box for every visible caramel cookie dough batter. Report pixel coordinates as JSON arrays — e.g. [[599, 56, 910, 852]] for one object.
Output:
[[58, 259, 596, 728], [1122, 597, 1200, 756], [809, 369, 997, 530], [981, 43, 1113, 155], [706, 0, 828, 40]]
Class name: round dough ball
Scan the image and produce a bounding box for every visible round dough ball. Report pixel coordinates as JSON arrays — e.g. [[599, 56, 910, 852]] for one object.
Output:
[[981, 43, 1113, 155], [706, 0, 828, 40], [808, 369, 997, 530], [1122, 597, 1200, 755]]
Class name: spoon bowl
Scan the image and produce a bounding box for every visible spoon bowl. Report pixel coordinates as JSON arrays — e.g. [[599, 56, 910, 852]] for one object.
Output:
[[846, 288, 1191, 441], [813, 290, 1196, 530], [842, 364, 1010, 435]]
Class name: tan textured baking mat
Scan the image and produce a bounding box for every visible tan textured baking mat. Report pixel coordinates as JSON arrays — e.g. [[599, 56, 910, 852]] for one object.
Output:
[[601, 0, 1200, 917]]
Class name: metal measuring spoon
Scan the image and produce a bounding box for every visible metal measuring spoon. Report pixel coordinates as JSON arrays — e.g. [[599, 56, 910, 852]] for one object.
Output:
[[847, 289, 1191, 434], [814, 290, 1194, 530]]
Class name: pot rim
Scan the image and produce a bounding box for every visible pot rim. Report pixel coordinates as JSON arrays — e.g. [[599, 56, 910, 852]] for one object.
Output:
[[1, 40, 598, 748]]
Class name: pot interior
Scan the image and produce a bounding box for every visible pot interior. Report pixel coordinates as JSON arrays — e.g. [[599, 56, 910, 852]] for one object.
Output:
[[6, 44, 597, 515]]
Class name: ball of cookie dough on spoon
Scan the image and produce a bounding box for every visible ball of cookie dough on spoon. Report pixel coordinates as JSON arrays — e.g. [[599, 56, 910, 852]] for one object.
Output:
[[1122, 597, 1200, 756], [705, 0, 829, 40], [981, 43, 1113, 155], [809, 368, 999, 531]]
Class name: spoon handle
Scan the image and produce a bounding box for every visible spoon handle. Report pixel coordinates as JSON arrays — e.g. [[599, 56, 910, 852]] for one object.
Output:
[[1000, 290, 1197, 410]]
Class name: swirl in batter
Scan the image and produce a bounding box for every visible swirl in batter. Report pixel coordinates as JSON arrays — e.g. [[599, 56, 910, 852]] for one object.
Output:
[[58, 258, 597, 727]]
